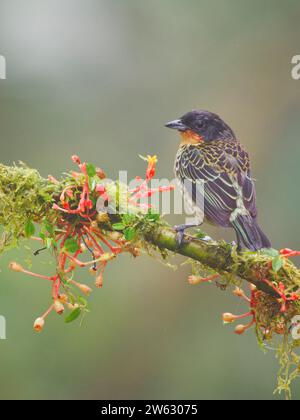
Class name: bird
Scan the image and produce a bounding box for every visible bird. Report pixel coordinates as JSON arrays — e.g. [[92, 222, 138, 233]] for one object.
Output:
[[165, 109, 271, 251]]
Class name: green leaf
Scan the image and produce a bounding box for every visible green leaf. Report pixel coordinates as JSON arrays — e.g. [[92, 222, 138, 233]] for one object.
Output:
[[146, 210, 160, 222], [78, 296, 88, 307], [122, 214, 136, 224], [195, 230, 206, 239], [260, 248, 279, 258], [124, 227, 135, 241], [39, 232, 46, 240], [86, 163, 96, 178], [64, 238, 80, 253], [272, 255, 284, 272], [65, 308, 81, 324], [45, 238, 53, 249], [112, 223, 125, 231], [88, 177, 97, 192], [25, 220, 35, 238], [44, 220, 54, 235]]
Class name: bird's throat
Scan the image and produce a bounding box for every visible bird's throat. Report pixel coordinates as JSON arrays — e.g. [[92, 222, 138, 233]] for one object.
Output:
[[180, 130, 204, 145]]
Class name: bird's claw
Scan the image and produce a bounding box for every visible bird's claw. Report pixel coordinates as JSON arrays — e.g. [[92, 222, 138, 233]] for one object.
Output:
[[174, 224, 198, 248], [174, 225, 188, 248]]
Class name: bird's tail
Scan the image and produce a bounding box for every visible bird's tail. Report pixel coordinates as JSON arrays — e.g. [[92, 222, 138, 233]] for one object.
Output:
[[231, 214, 271, 251]]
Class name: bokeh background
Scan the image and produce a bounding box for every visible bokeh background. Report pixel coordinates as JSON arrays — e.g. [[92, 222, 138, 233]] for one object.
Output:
[[0, 0, 300, 400]]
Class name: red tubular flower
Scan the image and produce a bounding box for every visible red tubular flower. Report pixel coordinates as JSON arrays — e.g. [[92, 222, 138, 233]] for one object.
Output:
[[145, 155, 158, 181], [262, 278, 300, 313], [11, 154, 175, 331], [280, 248, 300, 258], [128, 155, 174, 212], [290, 293, 299, 302], [189, 274, 219, 285]]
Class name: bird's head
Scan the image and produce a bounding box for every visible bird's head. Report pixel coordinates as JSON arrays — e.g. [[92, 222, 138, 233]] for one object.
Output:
[[165, 110, 236, 144]]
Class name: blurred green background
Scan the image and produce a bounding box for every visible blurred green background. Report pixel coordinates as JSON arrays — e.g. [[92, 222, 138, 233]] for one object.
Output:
[[0, 0, 300, 400]]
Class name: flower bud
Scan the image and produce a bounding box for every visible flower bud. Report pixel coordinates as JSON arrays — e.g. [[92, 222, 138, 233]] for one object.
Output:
[[78, 284, 92, 296], [235, 325, 247, 335], [188, 276, 204, 285], [9, 262, 24, 272], [71, 155, 81, 165], [95, 274, 103, 288], [54, 300, 65, 315], [96, 167, 106, 179], [222, 313, 237, 324], [233, 287, 244, 297], [34, 317, 45, 333]]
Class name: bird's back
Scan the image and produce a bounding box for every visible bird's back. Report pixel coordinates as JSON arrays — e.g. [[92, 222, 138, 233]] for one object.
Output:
[[174, 140, 256, 227]]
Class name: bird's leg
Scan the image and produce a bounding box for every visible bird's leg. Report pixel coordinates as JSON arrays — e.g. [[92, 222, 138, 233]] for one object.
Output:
[[174, 223, 206, 247]]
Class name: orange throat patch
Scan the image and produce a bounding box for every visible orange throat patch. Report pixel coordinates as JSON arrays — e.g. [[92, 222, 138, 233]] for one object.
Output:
[[180, 130, 204, 145]]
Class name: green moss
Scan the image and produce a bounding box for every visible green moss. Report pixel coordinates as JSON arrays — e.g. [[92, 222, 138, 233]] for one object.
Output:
[[0, 163, 56, 252], [275, 337, 300, 400]]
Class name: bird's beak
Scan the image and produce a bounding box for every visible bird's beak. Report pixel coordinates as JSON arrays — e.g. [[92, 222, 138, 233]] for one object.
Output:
[[165, 119, 187, 132]]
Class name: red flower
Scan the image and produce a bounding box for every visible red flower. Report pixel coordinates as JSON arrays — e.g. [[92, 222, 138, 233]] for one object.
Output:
[[71, 155, 81, 165], [145, 155, 158, 181]]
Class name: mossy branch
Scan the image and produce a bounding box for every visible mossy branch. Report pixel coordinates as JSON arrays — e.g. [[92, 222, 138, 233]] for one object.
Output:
[[1, 159, 300, 398], [0, 162, 298, 297], [144, 227, 281, 296]]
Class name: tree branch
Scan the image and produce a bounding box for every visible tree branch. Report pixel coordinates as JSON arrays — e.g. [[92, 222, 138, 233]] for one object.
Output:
[[143, 226, 279, 296], [0, 162, 297, 297]]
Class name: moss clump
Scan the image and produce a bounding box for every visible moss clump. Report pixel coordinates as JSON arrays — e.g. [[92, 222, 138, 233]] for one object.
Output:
[[0, 163, 56, 252], [275, 337, 300, 400]]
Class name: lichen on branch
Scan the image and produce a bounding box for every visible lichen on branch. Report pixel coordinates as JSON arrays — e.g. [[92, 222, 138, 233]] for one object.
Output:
[[1, 155, 300, 399]]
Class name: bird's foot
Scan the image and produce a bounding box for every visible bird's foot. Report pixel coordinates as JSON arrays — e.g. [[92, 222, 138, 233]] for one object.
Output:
[[174, 225, 186, 248], [174, 224, 199, 248]]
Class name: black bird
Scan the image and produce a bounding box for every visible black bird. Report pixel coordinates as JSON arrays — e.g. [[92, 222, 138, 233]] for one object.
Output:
[[165, 110, 271, 251]]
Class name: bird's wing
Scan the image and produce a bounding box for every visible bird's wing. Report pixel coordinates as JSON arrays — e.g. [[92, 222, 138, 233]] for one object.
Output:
[[175, 142, 257, 227]]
